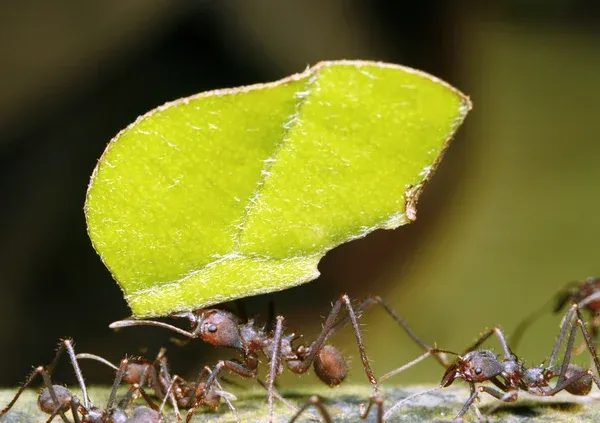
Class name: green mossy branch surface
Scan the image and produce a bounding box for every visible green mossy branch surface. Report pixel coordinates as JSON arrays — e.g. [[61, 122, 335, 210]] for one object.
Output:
[[2, 385, 598, 423]]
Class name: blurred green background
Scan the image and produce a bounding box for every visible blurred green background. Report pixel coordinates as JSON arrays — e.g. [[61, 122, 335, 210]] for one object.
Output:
[[1, 0, 600, 391]]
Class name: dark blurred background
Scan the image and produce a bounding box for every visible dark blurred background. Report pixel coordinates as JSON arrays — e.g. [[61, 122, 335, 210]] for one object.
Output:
[[2, 0, 600, 389]]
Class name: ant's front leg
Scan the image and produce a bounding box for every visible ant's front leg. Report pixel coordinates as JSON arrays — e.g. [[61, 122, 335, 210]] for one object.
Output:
[[186, 360, 256, 423], [454, 384, 516, 421]]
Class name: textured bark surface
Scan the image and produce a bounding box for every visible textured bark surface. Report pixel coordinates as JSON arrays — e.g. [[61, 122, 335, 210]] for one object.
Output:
[[1, 384, 598, 422]]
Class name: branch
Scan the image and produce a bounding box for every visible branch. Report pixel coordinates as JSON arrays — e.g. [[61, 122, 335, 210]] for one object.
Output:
[[0, 385, 597, 422]]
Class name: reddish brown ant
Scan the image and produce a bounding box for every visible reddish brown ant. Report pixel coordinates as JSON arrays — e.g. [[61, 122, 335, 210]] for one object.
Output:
[[0, 339, 169, 423], [110, 294, 383, 423], [75, 349, 238, 421], [377, 303, 600, 421]]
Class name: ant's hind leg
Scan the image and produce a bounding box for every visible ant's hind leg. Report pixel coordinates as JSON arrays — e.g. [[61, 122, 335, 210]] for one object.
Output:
[[333, 296, 450, 368], [289, 395, 334, 423], [298, 295, 380, 394]]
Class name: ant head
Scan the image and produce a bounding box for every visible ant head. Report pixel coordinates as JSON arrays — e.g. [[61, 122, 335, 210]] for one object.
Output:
[[443, 350, 504, 386], [191, 309, 243, 349]]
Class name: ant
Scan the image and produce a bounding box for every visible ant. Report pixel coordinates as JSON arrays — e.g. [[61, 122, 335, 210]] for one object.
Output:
[[511, 277, 600, 355], [377, 303, 600, 421], [110, 294, 384, 423], [0, 339, 170, 423], [75, 349, 238, 421]]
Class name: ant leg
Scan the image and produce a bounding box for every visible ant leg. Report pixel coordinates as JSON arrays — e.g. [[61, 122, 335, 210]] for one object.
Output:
[[212, 375, 240, 423], [159, 375, 177, 412], [136, 385, 161, 411], [54, 339, 90, 410], [481, 388, 518, 418], [268, 316, 285, 423], [574, 307, 600, 383], [542, 315, 597, 396], [359, 395, 383, 423], [106, 359, 128, 410], [69, 397, 82, 423], [157, 357, 181, 420], [329, 296, 449, 367], [298, 295, 379, 394], [255, 379, 311, 420], [454, 386, 483, 420], [1, 366, 72, 423], [39, 371, 72, 423], [186, 361, 256, 423], [548, 292, 600, 368], [289, 395, 334, 423], [1, 366, 45, 417], [464, 327, 514, 359]]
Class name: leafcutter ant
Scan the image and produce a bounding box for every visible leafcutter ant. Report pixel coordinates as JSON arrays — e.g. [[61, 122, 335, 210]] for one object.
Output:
[[110, 294, 383, 423], [0, 339, 170, 423], [76, 349, 238, 421], [378, 303, 600, 421]]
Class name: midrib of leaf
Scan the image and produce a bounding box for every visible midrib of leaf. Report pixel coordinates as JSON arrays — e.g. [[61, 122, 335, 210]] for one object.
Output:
[[230, 72, 318, 256], [127, 73, 322, 300]]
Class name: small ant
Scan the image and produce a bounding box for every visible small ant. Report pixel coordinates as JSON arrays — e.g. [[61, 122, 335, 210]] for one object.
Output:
[[378, 303, 600, 421], [511, 277, 600, 354], [76, 349, 237, 421], [110, 294, 383, 423], [0, 339, 169, 423]]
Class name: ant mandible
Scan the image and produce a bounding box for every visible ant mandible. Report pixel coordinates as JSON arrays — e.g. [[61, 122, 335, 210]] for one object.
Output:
[[0, 339, 170, 423], [110, 294, 383, 423], [379, 303, 600, 421]]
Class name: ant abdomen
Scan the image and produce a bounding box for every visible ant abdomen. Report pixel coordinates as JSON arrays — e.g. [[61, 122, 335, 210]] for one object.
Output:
[[37, 385, 71, 414], [564, 364, 592, 396], [313, 345, 348, 387]]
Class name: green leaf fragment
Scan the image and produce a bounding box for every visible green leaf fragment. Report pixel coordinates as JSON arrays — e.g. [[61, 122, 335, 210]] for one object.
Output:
[[85, 60, 471, 317]]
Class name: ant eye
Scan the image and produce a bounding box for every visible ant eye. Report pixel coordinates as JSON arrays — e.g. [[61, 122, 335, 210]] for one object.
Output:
[[207, 324, 218, 333], [474, 367, 483, 375]]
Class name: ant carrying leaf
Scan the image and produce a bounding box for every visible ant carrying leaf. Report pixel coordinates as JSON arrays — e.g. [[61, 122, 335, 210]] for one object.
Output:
[[110, 294, 383, 423]]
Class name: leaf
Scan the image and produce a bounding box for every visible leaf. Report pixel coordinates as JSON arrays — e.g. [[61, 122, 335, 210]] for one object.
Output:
[[1, 385, 593, 422], [85, 60, 471, 317]]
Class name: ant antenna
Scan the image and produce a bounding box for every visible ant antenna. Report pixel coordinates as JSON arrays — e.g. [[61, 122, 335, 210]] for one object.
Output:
[[75, 353, 119, 371], [109, 319, 196, 338], [383, 386, 443, 420]]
